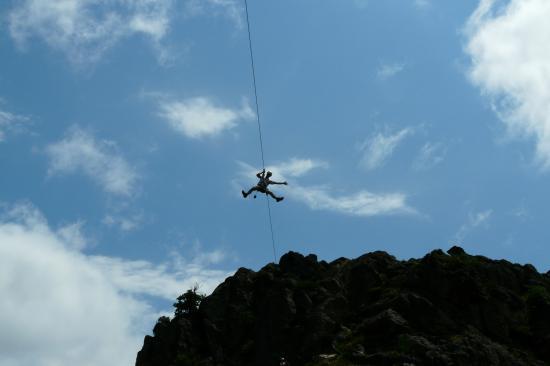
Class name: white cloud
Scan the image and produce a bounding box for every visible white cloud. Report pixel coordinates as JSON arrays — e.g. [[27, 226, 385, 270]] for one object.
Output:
[[195, 249, 226, 265], [412, 142, 447, 170], [90, 252, 229, 301], [8, 0, 247, 66], [0, 203, 144, 366], [359, 127, 412, 170], [158, 97, 254, 139], [57, 220, 88, 250], [291, 185, 416, 217], [471, 209, 493, 226], [184, 0, 244, 28], [464, 0, 550, 170], [103, 213, 142, 232], [8, 0, 173, 65], [376, 62, 406, 80], [454, 209, 493, 243], [0, 105, 29, 142], [266, 158, 329, 178], [238, 158, 416, 217], [0, 202, 230, 366], [46, 126, 139, 196], [414, 0, 430, 9]]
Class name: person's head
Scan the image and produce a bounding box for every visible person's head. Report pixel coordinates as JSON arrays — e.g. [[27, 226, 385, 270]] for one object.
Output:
[[266, 171, 273, 177]]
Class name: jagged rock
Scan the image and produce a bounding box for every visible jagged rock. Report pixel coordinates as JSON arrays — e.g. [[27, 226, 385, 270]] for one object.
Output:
[[447, 245, 466, 256], [359, 308, 409, 338], [314, 354, 337, 366], [280, 251, 321, 279], [136, 247, 550, 366]]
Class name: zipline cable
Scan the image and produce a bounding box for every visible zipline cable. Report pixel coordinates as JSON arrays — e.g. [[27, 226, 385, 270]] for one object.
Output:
[[266, 198, 277, 263], [244, 0, 277, 263], [244, 0, 265, 170]]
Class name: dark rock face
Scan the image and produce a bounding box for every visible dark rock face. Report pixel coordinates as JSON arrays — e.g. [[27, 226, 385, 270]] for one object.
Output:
[[136, 248, 550, 366]]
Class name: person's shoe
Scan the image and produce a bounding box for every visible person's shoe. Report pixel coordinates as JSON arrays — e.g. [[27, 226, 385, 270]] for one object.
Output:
[[242, 190, 248, 198], [276, 197, 284, 202]]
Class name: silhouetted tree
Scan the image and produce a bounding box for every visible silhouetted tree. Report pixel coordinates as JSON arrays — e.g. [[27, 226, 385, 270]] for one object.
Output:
[[174, 285, 205, 317]]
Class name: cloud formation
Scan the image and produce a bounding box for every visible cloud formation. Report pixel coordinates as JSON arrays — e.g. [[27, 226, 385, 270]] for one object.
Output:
[[454, 209, 493, 243], [414, 0, 430, 9], [238, 158, 416, 217], [412, 142, 447, 171], [9, 0, 174, 65], [158, 97, 254, 139], [90, 253, 229, 301], [8, 0, 247, 65], [265, 158, 329, 178], [0, 202, 230, 366], [376, 62, 406, 80], [359, 128, 412, 171], [291, 185, 415, 217], [46, 126, 139, 196], [103, 213, 143, 232], [56, 220, 88, 250], [0, 104, 29, 142], [464, 0, 550, 170], [185, 0, 244, 28]]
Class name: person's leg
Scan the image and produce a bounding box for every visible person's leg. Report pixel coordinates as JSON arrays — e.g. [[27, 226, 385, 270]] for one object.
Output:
[[242, 186, 259, 198], [267, 190, 284, 202]]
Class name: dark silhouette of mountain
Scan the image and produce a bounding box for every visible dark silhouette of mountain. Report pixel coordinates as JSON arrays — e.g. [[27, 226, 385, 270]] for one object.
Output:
[[136, 247, 550, 366]]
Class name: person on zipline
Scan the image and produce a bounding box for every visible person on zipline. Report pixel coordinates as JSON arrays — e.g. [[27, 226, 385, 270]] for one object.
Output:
[[242, 169, 287, 202]]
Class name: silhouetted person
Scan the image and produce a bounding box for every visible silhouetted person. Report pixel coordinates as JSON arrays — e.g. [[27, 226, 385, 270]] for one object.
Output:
[[242, 169, 287, 202]]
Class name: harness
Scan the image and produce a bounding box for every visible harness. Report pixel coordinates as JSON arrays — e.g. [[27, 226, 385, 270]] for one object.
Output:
[[258, 177, 269, 190]]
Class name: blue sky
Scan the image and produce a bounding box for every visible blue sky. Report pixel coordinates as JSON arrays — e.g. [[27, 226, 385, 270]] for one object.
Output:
[[2, 0, 550, 365]]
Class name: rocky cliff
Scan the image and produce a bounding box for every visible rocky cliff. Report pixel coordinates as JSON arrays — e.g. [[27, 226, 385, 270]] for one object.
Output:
[[136, 247, 550, 366]]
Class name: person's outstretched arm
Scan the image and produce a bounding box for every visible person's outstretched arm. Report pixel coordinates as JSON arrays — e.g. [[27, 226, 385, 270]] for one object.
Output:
[[270, 180, 288, 185]]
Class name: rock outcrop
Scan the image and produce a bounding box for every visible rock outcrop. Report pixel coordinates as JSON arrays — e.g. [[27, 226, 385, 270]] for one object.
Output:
[[136, 247, 550, 365]]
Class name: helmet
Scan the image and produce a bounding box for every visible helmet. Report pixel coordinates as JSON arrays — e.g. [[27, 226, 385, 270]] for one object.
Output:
[[266, 171, 273, 177]]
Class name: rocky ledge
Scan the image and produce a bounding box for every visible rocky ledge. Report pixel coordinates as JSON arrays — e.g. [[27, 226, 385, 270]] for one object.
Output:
[[136, 247, 550, 366]]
